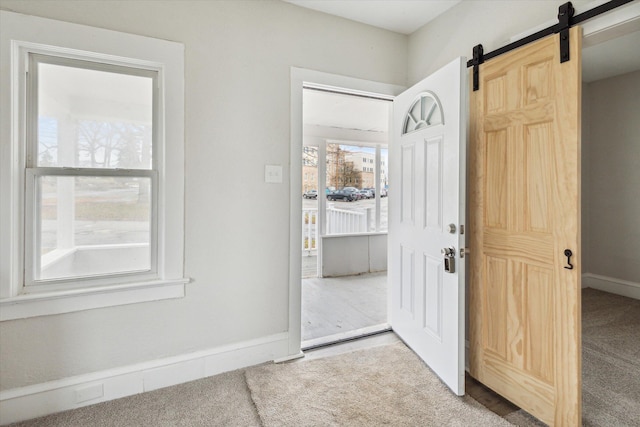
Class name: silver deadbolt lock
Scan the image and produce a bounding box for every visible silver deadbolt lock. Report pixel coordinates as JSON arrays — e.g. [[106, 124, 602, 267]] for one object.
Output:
[[441, 246, 456, 274], [447, 223, 457, 234]]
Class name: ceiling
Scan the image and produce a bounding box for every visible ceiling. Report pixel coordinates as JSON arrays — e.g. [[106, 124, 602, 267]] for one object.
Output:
[[583, 29, 640, 82], [283, 0, 461, 35], [303, 89, 390, 133]]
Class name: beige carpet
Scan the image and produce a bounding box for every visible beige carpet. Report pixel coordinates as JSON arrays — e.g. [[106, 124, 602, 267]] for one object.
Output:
[[11, 341, 512, 427], [13, 289, 636, 427], [581, 288, 640, 427], [9, 370, 261, 427], [245, 342, 513, 426], [505, 288, 640, 427]]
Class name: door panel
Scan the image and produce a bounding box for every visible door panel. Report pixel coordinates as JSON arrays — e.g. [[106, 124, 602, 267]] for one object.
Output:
[[423, 254, 443, 339], [400, 245, 415, 316], [424, 136, 443, 230], [469, 27, 581, 426], [401, 145, 415, 224], [390, 57, 467, 395]]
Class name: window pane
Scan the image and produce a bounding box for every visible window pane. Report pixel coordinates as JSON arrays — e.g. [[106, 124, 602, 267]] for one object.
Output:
[[37, 62, 153, 169], [379, 148, 389, 232], [37, 175, 151, 281], [302, 146, 318, 277], [326, 143, 376, 235]]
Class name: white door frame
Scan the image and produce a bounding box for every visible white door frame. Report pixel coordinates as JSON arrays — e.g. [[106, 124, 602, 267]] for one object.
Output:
[[287, 68, 404, 358]]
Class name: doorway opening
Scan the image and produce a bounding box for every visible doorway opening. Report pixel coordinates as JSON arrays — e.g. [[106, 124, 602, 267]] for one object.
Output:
[[300, 86, 392, 349], [579, 26, 640, 424]]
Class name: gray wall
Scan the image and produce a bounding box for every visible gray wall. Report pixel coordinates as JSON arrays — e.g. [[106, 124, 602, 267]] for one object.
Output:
[[0, 0, 407, 391], [322, 234, 387, 277], [583, 70, 640, 283], [407, 0, 593, 84]]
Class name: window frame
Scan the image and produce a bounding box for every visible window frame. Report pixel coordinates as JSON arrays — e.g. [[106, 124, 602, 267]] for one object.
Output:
[[24, 54, 160, 291], [0, 11, 187, 321]]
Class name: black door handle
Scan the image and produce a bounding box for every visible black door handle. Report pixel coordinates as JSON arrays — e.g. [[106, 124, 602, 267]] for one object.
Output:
[[564, 249, 574, 270]]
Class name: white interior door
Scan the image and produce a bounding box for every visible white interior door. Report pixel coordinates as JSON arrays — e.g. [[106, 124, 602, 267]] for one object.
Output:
[[389, 57, 467, 395]]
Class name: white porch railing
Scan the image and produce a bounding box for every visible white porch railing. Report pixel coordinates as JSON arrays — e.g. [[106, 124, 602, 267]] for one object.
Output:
[[302, 209, 318, 254], [302, 206, 373, 254], [326, 206, 371, 234]]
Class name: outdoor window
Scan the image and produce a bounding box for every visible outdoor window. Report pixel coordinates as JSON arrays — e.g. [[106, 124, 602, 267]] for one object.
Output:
[[0, 11, 186, 320], [325, 143, 388, 234], [25, 55, 158, 290]]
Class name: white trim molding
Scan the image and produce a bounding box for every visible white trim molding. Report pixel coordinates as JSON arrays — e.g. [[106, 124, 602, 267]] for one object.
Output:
[[288, 67, 403, 359], [0, 279, 188, 321], [0, 332, 289, 425], [0, 11, 187, 319], [582, 273, 640, 300]]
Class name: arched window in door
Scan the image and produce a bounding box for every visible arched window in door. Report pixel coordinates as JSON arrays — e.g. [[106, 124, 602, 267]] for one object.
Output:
[[402, 92, 443, 134]]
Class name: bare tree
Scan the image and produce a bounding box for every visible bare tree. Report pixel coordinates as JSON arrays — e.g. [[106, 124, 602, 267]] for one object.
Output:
[[77, 120, 151, 169], [327, 146, 362, 189]]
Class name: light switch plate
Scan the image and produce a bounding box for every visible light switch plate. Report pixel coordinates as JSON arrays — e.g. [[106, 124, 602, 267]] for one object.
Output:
[[265, 165, 283, 183]]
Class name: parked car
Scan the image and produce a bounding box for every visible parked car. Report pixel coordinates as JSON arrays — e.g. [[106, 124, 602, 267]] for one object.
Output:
[[357, 189, 373, 199], [342, 187, 361, 200], [380, 188, 388, 197], [327, 189, 355, 201], [303, 189, 318, 199]]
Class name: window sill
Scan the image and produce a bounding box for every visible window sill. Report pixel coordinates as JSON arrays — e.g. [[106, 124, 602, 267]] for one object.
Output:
[[0, 278, 189, 321]]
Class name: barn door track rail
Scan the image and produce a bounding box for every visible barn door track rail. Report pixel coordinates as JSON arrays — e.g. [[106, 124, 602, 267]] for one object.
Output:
[[469, 0, 636, 91]]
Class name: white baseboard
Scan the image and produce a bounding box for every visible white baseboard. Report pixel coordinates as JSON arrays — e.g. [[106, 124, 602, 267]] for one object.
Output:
[[583, 273, 640, 300], [0, 332, 289, 425]]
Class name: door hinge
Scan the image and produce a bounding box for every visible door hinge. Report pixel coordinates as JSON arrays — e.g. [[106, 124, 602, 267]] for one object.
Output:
[[557, 2, 575, 63]]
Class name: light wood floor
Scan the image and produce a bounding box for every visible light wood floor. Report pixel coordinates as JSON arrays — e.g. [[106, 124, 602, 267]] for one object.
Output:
[[465, 374, 520, 417], [301, 271, 387, 343]]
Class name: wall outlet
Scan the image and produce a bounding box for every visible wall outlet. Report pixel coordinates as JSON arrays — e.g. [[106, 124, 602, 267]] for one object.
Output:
[[75, 383, 104, 403], [265, 165, 283, 183]]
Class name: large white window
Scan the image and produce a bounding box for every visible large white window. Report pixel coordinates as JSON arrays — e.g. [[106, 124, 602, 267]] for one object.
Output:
[[0, 11, 186, 320], [26, 55, 159, 291]]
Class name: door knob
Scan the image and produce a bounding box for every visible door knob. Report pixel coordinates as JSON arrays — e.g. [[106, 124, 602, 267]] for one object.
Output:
[[441, 247, 455, 256]]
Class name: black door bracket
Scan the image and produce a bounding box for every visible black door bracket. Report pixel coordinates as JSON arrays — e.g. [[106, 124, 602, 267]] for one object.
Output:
[[557, 2, 575, 63], [472, 44, 484, 91]]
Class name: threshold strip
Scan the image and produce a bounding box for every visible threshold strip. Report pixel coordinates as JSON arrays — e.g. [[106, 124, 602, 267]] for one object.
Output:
[[301, 325, 393, 352]]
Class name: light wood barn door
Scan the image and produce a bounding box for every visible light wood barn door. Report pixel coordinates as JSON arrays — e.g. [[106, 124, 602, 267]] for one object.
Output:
[[469, 27, 582, 426]]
